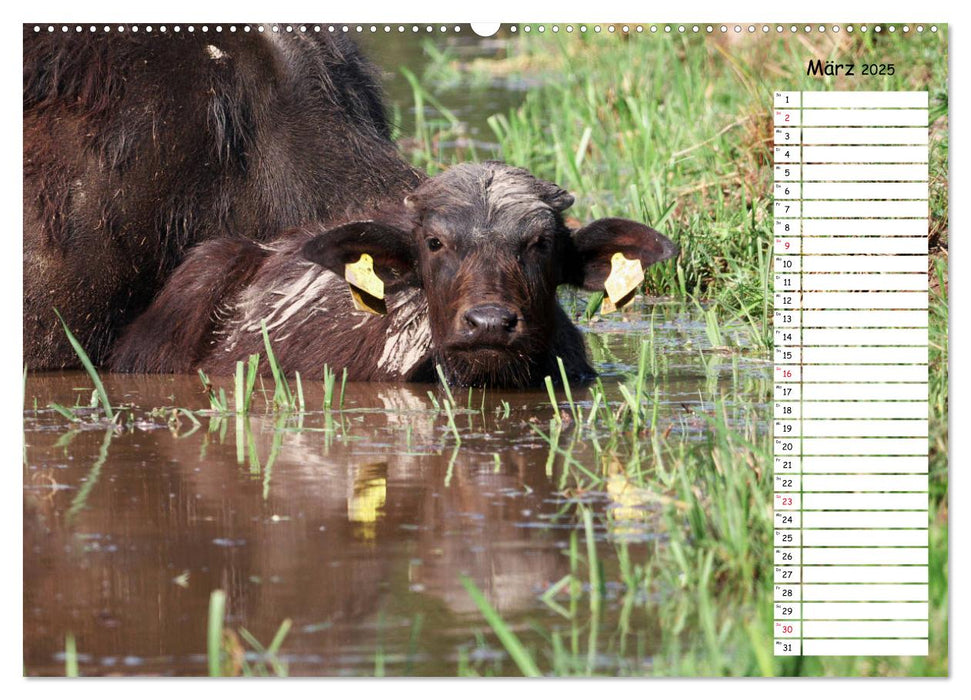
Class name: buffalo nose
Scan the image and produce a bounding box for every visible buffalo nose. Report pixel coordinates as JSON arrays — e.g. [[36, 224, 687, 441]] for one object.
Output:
[[463, 304, 519, 334]]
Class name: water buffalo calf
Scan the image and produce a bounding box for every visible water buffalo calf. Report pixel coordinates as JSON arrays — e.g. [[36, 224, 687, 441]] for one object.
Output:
[[110, 162, 676, 387]]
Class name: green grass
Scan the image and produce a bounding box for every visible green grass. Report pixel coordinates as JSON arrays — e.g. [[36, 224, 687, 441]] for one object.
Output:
[[54, 309, 115, 422], [544, 375, 563, 425], [388, 29, 949, 677], [207, 590, 227, 677], [262, 321, 296, 410], [207, 589, 291, 677], [404, 28, 947, 315], [195, 337, 315, 418], [64, 634, 78, 677], [198, 368, 230, 414], [459, 370, 946, 676], [235, 354, 260, 415], [460, 576, 542, 677]]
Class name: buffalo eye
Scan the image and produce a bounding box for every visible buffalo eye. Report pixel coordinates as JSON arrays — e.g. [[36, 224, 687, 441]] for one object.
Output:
[[526, 235, 553, 254], [426, 237, 443, 252]]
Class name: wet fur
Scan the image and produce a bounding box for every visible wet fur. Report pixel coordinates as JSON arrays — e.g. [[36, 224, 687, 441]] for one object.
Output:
[[24, 27, 422, 368]]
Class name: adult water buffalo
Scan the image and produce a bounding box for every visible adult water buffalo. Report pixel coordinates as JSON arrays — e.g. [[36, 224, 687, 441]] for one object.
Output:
[[24, 27, 420, 369]]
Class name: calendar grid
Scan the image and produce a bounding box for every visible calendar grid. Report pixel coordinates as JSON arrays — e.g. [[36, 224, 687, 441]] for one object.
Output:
[[772, 90, 929, 658]]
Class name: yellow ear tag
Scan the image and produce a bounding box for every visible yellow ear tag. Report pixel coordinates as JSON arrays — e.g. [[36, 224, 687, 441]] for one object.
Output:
[[603, 252, 644, 307], [345, 254, 387, 316], [345, 254, 384, 299]]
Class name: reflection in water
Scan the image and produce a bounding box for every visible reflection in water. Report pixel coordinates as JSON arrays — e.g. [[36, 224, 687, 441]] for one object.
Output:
[[348, 463, 389, 541], [24, 397, 572, 674], [24, 306, 769, 676]]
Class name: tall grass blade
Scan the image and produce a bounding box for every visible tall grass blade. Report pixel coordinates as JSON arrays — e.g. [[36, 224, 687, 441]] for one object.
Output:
[[234, 361, 245, 415], [245, 354, 259, 413], [556, 356, 579, 423], [54, 309, 113, 421], [544, 375, 563, 424], [208, 590, 227, 677], [435, 364, 456, 405], [460, 575, 541, 677], [261, 320, 292, 409], [65, 633, 79, 677]]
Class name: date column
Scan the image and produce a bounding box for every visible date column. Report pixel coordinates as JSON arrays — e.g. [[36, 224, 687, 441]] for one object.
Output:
[[772, 90, 803, 656], [797, 90, 929, 657]]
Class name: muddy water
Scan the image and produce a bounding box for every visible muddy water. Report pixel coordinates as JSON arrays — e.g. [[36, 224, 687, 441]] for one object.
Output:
[[23, 304, 770, 676]]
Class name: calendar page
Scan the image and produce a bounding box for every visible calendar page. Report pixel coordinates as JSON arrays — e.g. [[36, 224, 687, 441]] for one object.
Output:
[[21, 19, 948, 679]]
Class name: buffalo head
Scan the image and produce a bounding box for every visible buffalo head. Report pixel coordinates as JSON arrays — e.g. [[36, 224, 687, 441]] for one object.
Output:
[[302, 162, 677, 387]]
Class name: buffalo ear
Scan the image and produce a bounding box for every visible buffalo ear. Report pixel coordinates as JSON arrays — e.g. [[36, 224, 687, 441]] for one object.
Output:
[[559, 217, 678, 291], [301, 220, 419, 290]]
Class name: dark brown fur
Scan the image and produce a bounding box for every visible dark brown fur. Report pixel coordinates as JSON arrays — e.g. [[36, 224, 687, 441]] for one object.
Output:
[[24, 27, 422, 368]]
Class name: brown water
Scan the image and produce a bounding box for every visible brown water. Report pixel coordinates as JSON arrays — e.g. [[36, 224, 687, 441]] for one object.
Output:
[[23, 303, 770, 676]]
